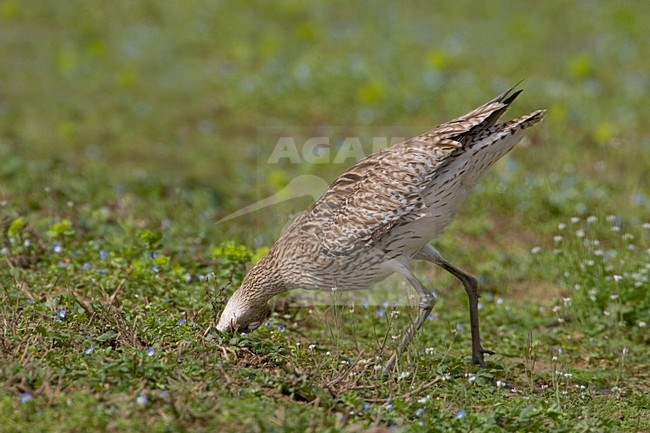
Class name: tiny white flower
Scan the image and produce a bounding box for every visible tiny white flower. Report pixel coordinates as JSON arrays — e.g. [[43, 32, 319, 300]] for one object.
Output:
[[613, 275, 623, 282], [638, 321, 646, 328], [496, 380, 506, 388], [570, 217, 580, 223], [587, 216, 598, 223], [553, 235, 563, 243], [398, 371, 411, 380], [558, 223, 567, 230], [576, 229, 585, 238], [531, 246, 542, 254]]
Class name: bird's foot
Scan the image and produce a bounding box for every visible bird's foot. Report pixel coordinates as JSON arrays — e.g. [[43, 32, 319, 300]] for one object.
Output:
[[472, 348, 495, 368], [381, 354, 398, 377]]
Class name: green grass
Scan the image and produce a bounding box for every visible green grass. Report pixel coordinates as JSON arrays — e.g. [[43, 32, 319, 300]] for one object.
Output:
[[1, 1, 649, 432]]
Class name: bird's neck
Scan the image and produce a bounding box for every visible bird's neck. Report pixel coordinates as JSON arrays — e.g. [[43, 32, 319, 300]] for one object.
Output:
[[240, 252, 290, 302]]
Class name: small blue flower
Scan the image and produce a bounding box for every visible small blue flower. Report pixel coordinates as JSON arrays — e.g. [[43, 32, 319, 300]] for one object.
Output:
[[415, 408, 425, 417], [363, 402, 372, 411], [386, 404, 394, 410], [55, 316, 62, 323], [0, 247, 8, 255], [427, 312, 437, 321], [361, 298, 370, 309], [150, 252, 159, 259], [159, 390, 169, 398], [456, 323, 464, 332], [85, 346, 95, 355], [99, 249, 108, 260], [19, 392, 32, 403], [53, 243, 63, 253], [177, 318, 185, 325], [145, 347, 155, 357], [58, 261, 68, 269], [135, 395, 148, 405], [278, 325, 286, 332], [265, 321, 271, 328], [96, 269, 104, 276], [82, 262, 92, 271], [375, 308, 385, 317], [26, 298, 35, 304], [24, 239, 31, 247], [57, 308, 66, 318], [455, 409, 466, 419], [184, 273, 192, 283]]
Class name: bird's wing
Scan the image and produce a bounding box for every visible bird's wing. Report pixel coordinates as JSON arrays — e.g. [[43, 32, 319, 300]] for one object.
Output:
[[291, 88, 522, 257]]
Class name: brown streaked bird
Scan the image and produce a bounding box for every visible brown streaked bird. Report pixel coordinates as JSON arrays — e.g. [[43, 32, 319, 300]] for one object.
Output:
[[217, 86, 545, 374]]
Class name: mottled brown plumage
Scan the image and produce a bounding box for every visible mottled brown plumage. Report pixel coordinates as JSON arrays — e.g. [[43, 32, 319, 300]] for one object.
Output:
[[217, 86, 545, 373]]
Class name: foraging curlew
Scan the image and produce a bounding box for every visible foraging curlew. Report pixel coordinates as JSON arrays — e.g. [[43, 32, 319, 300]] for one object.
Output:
[[217, 86, 545, 373]]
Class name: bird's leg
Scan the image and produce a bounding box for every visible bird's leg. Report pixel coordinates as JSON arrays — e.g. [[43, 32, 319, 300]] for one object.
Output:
[[416, 244, 493, 367], [382, 263, 436, 375]]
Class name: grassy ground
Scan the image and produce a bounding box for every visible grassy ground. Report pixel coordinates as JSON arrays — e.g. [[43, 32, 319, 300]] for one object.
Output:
[[1, 1, 649, 432]]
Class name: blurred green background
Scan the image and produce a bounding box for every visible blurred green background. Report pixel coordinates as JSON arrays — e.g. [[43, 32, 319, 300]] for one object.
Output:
[[2, 0, 648, 240]]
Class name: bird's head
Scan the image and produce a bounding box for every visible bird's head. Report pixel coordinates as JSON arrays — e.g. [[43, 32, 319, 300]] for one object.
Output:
[[216, 285, 272, 333], [216, 255, 287, 333]]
